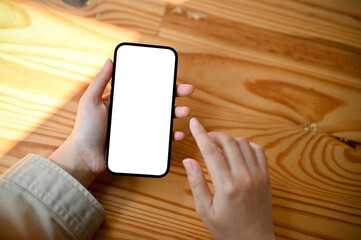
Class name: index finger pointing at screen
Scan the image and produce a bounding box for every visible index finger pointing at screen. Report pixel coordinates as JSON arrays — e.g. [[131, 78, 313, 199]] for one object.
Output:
[[189, 118, 230, 186]]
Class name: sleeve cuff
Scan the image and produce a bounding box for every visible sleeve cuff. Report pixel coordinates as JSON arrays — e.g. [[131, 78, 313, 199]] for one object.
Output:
[[2, 153, 106, 240]]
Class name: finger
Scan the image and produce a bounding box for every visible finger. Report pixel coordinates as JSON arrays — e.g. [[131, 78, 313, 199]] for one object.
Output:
[[183, 158, 212, 217], [173, 131, 185, 141], [250, 142, 269, 175], [189, 118, 230, 186], [174, 106, 190, 118], [208, 132, 249, 175], [176, 84, 194, 97], [235, 137, 260, 172], [86, 59, 113, 101]]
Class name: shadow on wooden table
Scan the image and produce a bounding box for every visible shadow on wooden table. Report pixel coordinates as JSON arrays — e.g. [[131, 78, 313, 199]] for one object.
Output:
[[0, 80, 211, 238]]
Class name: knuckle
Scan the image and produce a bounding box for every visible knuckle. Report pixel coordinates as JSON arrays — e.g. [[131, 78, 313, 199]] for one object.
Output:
[[224, 178, 240, 197], [223, 135, 236, 145], [203, 145, 219, 156], [237, 137, 249, 145], [241, 174, 255, 192], [208, 131, 218, 136], [208, 131, 219, 139], [190, 175, 204, 190], [255, 144, 265, 153]]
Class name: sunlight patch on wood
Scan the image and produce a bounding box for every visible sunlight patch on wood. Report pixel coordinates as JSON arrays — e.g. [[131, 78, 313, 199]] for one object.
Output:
[[0, 0, 140, 157]]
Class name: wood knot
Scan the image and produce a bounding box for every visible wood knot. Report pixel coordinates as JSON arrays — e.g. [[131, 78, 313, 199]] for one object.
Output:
[[62, 0, 91, 7]]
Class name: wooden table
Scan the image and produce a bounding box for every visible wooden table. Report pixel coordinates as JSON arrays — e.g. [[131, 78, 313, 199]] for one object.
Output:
[[1, 0, 360, 239]]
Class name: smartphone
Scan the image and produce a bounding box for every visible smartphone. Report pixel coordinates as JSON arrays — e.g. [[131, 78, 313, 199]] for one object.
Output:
[[105, 42, 178, 177]]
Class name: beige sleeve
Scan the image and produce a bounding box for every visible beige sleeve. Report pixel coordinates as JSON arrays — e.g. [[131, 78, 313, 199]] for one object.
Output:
[[0, 154, 106, 240]]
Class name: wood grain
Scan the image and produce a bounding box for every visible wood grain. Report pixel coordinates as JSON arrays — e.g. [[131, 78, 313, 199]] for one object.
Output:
[[1, 0, 361, 239], [29, 0, 166, 35]]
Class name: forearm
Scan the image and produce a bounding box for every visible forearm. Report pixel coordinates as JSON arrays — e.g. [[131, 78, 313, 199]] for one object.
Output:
[[0, 154, 105, 239]]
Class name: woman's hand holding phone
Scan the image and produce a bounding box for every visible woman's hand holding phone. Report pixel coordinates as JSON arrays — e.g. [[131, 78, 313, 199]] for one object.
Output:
[[183, 118, 276, 240], [49, 58, 275, 239], [48, 59, 194, 188]]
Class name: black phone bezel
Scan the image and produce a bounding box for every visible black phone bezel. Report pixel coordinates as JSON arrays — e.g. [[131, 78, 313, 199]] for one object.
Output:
[[104, 42, 178, 178]]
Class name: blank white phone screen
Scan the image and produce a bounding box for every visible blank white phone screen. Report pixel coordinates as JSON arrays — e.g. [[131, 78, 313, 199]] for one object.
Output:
[[107, 43, 177, 176]]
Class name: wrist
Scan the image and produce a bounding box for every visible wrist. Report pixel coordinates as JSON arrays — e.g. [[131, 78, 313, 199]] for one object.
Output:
[[48, 136, 96, 188]]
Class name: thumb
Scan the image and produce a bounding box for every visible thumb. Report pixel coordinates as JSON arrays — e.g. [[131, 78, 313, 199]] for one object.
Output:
[[86, 59, 113, 101], [183, 158, 212, 217]]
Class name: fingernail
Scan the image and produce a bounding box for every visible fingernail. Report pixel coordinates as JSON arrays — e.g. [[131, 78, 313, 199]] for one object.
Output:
[[190, 117, 200, 128], [174, 131, 185, 141], [182, 159, 194, 173]]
